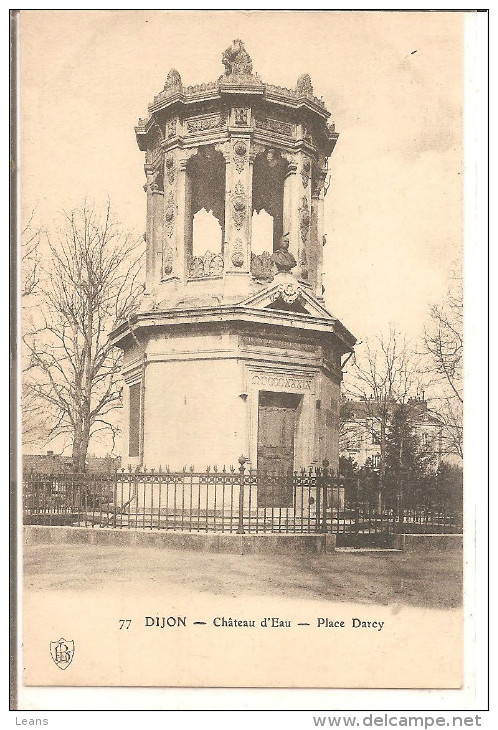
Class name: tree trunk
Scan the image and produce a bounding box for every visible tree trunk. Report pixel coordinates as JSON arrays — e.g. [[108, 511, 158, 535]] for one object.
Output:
[[72, 414, 83, 472]]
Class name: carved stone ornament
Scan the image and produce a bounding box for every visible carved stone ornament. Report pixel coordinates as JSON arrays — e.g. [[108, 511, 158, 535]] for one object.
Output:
[[186, 114, 225, 134], [167, 119, 177, 138], [271, 281, 304, 305], [302, 123, 313, 146], [165, 155, 175, 185], [164, 191, 177, 238], [300, 249, 309, 280], [232, 181, 247, 231], [312, 169, 327, 198], [222, 39, 253, 76], [299, 196, 310, 244], [164, 68, 182, 91], [250, 251, 274, 282], [296, 73, 314, 96], [145, 167, 164, 194], [255, 117, 294, 137], [231, 238, 244, 268], [163, 246, 174, 276], [233, 141, 247, 173], [301, 158, 311, 188], [234, 108, 248, 125], [188, 251, 224, 279]]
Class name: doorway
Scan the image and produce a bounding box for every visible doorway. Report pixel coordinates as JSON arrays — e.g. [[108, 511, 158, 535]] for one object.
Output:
[[257, 391, 302, 507]]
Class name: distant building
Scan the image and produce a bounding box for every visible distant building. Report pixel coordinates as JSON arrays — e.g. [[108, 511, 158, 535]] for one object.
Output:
[[340, 397, 443, 470], [23, 451, 121, 475]]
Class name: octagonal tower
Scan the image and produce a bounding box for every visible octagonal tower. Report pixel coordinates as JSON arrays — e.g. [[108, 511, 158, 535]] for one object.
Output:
[[111, 40, 355, 473]]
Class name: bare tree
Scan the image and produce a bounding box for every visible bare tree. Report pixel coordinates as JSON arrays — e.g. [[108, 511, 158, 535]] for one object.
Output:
[[21, 211, 47, 444], [21, 211, 42, 298], [23, 202, 144, 471], [424, 273, 463, 458], [342, 325, 426, 492]]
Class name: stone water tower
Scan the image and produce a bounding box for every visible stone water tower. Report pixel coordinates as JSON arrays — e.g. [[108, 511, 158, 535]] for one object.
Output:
[[110, 40, 355, 476]]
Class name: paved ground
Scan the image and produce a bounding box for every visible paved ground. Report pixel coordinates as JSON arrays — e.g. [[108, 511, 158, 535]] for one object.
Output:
[[24, 542, 462, 609]]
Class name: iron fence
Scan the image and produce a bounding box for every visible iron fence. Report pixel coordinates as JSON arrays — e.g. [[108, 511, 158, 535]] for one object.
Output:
[[23, 463, 462, 545]]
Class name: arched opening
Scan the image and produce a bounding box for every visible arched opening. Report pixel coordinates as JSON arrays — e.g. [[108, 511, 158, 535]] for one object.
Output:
[[187, 146, 226, 278], [252, 149, 286, 253], [251, 149, 287, 280]]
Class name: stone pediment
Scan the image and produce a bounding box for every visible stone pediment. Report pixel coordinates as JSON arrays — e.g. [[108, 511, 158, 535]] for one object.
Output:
[[238, 273, 336, 321]]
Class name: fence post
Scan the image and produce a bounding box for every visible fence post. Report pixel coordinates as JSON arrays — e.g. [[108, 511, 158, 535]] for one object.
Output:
[[321, 459, 329, 534], [237, 456, 247, 535], [113, 469, 118, 529], [315, 466, 321, 533]]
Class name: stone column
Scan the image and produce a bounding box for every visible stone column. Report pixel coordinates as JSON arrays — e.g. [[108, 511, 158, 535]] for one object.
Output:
[[311, 168, 327, 299], [162, 147, 197, 285], [219, 136, 253, 275], [297, 152, 313, 284], [144, 165, 164, 295], [283, 150, 312, 282], [282, 154, 298, 262]]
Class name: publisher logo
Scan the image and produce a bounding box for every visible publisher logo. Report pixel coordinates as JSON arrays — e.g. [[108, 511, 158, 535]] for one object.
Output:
[[50, 638, 75, 670]]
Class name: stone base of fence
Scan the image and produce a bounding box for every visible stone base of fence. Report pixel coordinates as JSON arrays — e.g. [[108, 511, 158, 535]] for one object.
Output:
[[390, 533, 463, 552], [23, 525, 337, 555]]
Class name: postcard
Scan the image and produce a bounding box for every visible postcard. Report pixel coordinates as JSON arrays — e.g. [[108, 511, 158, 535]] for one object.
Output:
[[15, 9, 485, 708]]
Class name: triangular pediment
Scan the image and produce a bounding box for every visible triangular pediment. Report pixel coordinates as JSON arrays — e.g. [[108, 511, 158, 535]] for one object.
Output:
[[238, 275, 336, 321]]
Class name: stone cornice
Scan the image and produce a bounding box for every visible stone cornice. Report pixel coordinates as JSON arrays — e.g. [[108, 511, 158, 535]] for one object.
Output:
[[143, 80, 328, 116], [109, 305, 356, 354], [136, 85, 333, 151]]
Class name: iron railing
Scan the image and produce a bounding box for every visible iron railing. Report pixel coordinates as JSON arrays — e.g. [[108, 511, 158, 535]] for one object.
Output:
[[23, 462, 462, 545]]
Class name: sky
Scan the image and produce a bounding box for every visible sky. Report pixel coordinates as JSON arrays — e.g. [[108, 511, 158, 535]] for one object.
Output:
[[21, 10, 464, 348]]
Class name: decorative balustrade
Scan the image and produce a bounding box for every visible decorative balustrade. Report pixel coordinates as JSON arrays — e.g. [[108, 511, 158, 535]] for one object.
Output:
[[188, 251, 224, 279]]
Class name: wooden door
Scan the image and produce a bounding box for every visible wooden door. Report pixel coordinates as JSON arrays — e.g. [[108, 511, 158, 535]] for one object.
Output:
[[257, 392, 300, 507]]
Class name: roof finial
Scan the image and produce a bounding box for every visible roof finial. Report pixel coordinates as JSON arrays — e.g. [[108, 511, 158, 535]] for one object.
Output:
[[164, 68, 182, 90], [222, 39, 253, 76], [296, 73, 314, 96]]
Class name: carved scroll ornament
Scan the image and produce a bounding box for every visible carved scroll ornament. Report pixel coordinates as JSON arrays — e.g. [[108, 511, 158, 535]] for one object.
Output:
[[271, 281, 304, 305], [233, 141, 247, 173], [163, 246, 174, 276], [186, 114, 225, 134], [300, 250, 309, 281], [165, 155, 175, 185], [301, 158, 311, 188], [232, 181, 247, 231], [231, 238, 244, 268], [299, 196, 310, 244], [255, 117, 294, 137], [164, 191, 177, 238]]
